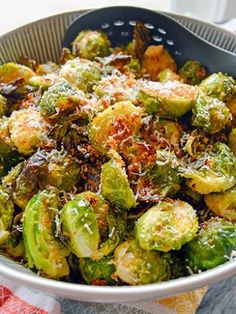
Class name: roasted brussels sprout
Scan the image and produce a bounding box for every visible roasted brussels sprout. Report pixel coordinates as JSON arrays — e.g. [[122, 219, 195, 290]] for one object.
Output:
[[227, 97, 236, 126], [79, 255, 115, 285], [142, 45, 177, 80], [151, 119, 183, 146], [60, 192, 108, 258], [101, 152, 136, 210], [0, 63, 35, 84], [28, 74, 55, 90], [72, 30, 110, 60], [205, 185, 236, 221], [229, 128, 236, 156], [39, 78, 85, 117], [89, 101, 142, 154], [59, 58, 102, 92], [135, 199, 198, 252], [8, 108, 50, 155], [200, 73, 235, 102], [23, 189, 69, 278], [114, 239, 171, 285], [138, 81, 198, 118], [0, 95, 8, 117], [192, 93, 230, 134], [0, 187, 14, 245], [179, 60, 207, 85], [182, 143, 236, 194], [184, 217, 236, 272]]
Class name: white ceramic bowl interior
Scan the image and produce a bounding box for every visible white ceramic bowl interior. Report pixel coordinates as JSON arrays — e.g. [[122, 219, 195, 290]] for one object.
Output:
[[0, 8, 236, 303]]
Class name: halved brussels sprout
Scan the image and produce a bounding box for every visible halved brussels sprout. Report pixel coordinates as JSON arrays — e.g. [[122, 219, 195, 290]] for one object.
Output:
[[229, 128, 236, 156], [23, 189, 69, 278], [142, 45, 177, 81], [205, 185, 236, 221], [79, 255, 115, 285], [184, 217, 236, 272], [158, 69, 182, 83], [200, 73, 235, 102], [94, 73, 140, 104], [0, 63, 35, 84], [0, 95, 8, 117], [114, 239, 171, 285], [138, 81, 198, 118], [59, 58, 102, 92], [8, 108, 50, 155], [0, 187, 14, 245], [182, 143, 236, 194], [28, 74, 55, 90], [135, 199, 198, 252], [72, 30, 110, 60], [192, 93, 230, 134], [89, 101, 142, 154], [179, 60, 207, 85], [101, 152, 136, 210], [36, 61, 59, 75], [39, 78, 85, 117], [60, 192, 109, 258]]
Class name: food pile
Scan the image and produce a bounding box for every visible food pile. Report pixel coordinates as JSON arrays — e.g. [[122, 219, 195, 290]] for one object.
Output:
[[0, 22, 235, 285]]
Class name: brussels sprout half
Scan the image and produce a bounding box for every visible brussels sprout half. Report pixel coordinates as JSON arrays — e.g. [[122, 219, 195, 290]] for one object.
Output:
[[114, 239, 171, 285], [192, 93, 230, 134], [72, 30, 110, 60], [89, 101, 142, 154], [184, 217, 236, 272], [59, 58, 102, 92], [182, 143, 236, 194], [0, 63, 35, 84], [0, 187, 14, 245], [200, 73, 235, 102], [138, 81, 198, 118], [179, 60, 207, 85], [229, 128, 236, 156], [23, 189, 69, 278], [39, 78, 85, 118], [205, 185, 236, 221], [135, 199, 198, 252], [101, 154, 136, 210]]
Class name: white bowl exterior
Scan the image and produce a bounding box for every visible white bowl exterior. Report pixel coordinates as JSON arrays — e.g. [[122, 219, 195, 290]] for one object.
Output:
[[0, 9, 236, 302]]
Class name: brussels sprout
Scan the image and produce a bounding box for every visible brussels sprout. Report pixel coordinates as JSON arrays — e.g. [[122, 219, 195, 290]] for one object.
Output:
[[229, 128, 236, 156], [0, 187, 14, 245], [227, 97, 236, 126], [0, 95, 8, 117], [60, 192, 107, 258], [94, 73, 140, 104], [8, 108, 50, 155], [142, 45, 177, 81], [0, 63, 35, 84], [72, 30, 110, 60], [23, 189, 69, 278], [89, 101, 142, 154], [39, 78, 85, 117], [205, 185, 236, 221], [183, 129, 210, 158], [200, 73, 235, 101], [158, 69, 182, 82], [41, 149, 80, 191], [192, 93, 230, 134], [28, 74, 55, 90], [138, 81, 198, 118], [179, 60, 207, 85], [59, 58, 102, 92], [36, 62, 59, 75], [114, 239, 171, 285], [135, 199, 198, 252], [101, 153, 136, 210], [184, 217, 236, 272], [182, 143, 236, 194], [79, 255, 115, 285]]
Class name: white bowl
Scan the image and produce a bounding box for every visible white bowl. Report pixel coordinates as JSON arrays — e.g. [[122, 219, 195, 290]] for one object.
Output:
[[0, 8, 235, 303]]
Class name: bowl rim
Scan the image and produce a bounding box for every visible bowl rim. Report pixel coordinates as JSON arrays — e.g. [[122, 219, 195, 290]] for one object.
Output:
[[0, 7, 236, 302]]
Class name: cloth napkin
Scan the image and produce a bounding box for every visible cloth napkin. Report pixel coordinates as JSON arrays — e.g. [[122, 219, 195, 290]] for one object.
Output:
[[0, 276, 207, 314]]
